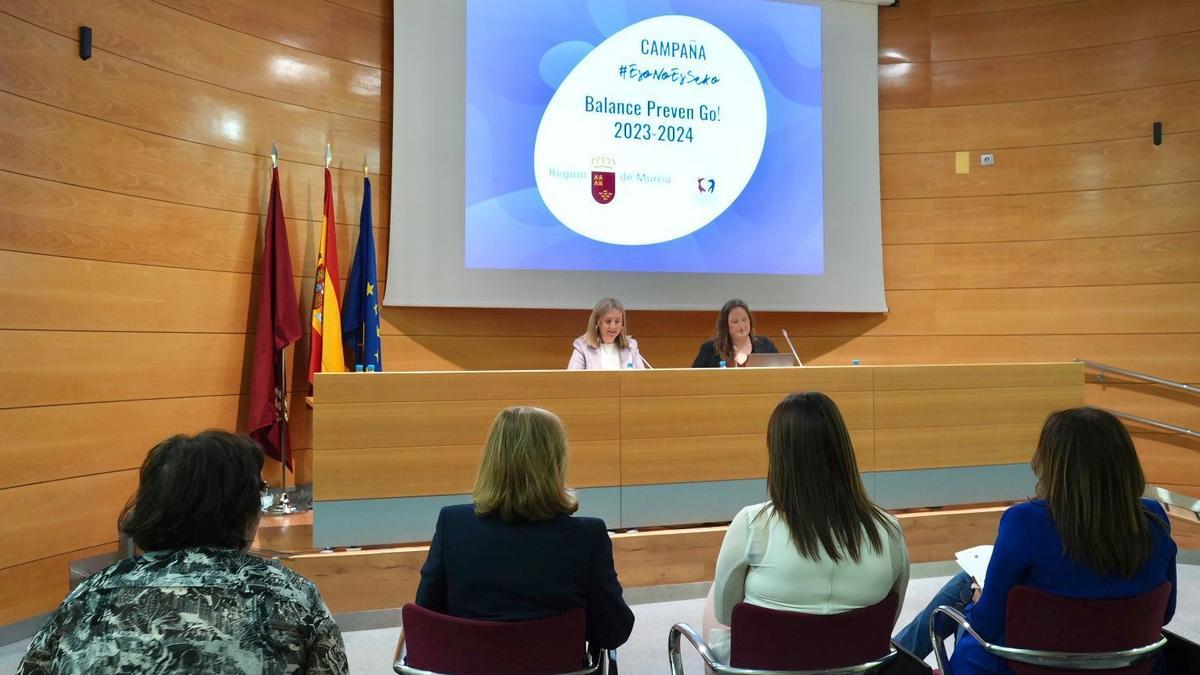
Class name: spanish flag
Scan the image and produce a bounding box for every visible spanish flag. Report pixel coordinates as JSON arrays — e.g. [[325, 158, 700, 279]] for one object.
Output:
[[307, 167, 346, 385]]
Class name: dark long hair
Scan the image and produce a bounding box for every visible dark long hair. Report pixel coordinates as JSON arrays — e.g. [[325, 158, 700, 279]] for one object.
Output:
[[1032, 407, 1159, 578], [712, 299, 755, 363], [764, 392, 895, 562], [120, 431, 265, 551]]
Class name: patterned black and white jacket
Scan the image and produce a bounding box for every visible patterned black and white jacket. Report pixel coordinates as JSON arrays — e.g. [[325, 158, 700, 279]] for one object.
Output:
[[18, 547, 348, 675]]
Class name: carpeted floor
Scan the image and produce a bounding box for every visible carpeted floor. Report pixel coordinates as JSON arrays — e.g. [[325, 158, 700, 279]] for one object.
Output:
[[3, 565, 1198, 674]]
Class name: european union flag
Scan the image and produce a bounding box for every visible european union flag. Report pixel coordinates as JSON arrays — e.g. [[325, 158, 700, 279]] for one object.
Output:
[[342, 177, 382, 371]]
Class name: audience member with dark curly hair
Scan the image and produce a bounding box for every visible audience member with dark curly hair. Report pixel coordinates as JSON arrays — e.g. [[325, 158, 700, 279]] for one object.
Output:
[[18, 431, 348, 675]]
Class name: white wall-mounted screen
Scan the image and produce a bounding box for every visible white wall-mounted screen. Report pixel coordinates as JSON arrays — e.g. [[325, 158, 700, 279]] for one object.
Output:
[[388, 0, 886, 312]]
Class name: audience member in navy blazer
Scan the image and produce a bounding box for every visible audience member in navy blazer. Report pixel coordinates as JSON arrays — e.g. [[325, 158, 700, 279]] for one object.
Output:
[[415, 407, 635, 651], [894, 407, 1178, 674]]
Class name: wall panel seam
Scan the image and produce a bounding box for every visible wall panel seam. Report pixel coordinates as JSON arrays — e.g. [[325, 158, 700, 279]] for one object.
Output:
[[879, 129, 1199, 156], [880, 177, 1200, 201], [880, 78, 1200, 112], [0, 540, 119, 574], [0, 169, 391, 229], [1, 467, 142, 492], [882, 227, 1200, 248], [0, 90, 389, 179], [326, 0, 390, 19], [895, 29, 1200, 66], [880, 0, 1089, 21]]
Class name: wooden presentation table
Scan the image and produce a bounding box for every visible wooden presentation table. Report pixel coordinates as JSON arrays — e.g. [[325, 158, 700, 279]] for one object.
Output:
[[310, 363, 1084, 549]]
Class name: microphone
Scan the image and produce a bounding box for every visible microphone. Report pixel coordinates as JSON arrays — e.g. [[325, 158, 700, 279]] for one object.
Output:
[[639, 354, 654, 369], [780, 329, 803, 367]]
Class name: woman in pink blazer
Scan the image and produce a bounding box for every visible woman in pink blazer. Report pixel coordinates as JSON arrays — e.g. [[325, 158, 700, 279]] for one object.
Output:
[[567, 298, 646, 370]]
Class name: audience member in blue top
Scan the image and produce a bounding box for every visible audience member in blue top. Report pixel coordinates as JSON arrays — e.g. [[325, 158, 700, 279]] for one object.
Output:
[[415, 407, 635, 652], [894, 407, 1177, 674]]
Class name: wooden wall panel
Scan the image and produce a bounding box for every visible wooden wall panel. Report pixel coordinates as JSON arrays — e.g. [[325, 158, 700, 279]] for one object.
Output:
[[620, 391, 873, 440], [1086, 382, 1200, 430], [875, 423, 1041, 472], [156, 0, 391, 70], [875, 386, 1083, 429], [316, 369, 620, 404], [0, 543, 114, 627], [3, 0, 387, 120], [328, 0, 390, 18], [882, 81, 1200, 153], [1134, 433, 1200, 488], [929, 32, 1200, 107], [882, 183, 1200, 245], [621, 430, 875, 486], [884, 232, 1200, 289], [928, 0, 1200, 61], [282, 545, 426, 616], [0, 471, 136, 569], [0, 15, 390, 173], [0, 0, 393, 630], [0, 397, 241, 489], [882, 132, 1200, 199], [0, 93, 391, 227], [0, 173, 386, 285], [315, 398, 620, 450], [314, 439, 619, 500]]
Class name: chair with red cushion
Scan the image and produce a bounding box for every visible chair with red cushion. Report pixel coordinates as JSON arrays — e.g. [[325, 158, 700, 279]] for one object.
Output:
[[930, 582, 1171, 675], [668, 592, 907, 674], [394, 603, 609, 675]]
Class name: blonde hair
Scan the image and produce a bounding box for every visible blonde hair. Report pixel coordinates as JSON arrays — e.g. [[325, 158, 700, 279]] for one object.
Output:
[[583, 297, 630, 350], [473, 407, 579, 522]]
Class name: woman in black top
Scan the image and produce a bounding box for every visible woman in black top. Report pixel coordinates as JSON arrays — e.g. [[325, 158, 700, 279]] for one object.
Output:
[[692, 299, 778, 367], [416, 407, 634, 651]]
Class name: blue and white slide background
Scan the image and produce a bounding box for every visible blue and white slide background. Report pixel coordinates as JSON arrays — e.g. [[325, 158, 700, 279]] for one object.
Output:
[[465, 0, 823, 276]]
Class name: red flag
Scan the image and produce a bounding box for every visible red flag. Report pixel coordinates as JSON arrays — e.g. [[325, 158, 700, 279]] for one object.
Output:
[[249, 166, 302, 469]]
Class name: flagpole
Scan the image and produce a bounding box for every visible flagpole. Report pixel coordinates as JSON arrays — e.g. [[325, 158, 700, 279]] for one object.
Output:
[[266, 344, 299, 515], [264, 141, 301, 516], [360, 161, 369, 371]]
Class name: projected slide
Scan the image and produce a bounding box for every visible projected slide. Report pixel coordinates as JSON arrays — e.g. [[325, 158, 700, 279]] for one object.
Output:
[[465, 0, 822, 275]]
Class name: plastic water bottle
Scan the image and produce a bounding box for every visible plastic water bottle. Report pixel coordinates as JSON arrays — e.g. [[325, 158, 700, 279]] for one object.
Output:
[[852, 359, 860, 366], [719, 360, 727, 368], [366, 364, 376, 372], [626, 362, 634, 368], [355, 364, 364, 372]]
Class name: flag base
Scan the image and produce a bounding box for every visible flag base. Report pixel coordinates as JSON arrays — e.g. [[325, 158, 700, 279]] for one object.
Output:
[[264, 489, 310, 516]]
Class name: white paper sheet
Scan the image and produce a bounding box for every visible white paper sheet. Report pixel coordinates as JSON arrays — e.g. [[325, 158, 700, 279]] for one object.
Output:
[[955, 544, 994, 587]]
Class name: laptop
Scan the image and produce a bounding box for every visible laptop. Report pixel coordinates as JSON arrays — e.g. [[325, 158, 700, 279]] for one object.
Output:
[[744, 353, 799, 367]]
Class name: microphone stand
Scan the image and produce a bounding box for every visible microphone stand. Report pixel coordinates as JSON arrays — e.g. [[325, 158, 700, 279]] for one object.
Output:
[[781, 329, 804, 367]]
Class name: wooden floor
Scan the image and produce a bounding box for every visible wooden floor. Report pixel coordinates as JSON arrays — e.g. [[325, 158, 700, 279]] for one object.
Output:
[[259, 504, 1010, 614], [255, 500, 1200, 615]]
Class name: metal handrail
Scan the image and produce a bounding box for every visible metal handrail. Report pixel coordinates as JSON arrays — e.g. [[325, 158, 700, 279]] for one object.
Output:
[[1077, 360, 1199, 439], [1077, 360, 1200, 395], [1099, 408, 1200, 440], [1145, 485, 1200, 515]]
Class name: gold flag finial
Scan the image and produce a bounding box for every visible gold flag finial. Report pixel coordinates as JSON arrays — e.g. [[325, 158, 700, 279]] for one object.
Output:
[[325, 144, 332, 169], [271, 141, 278, 169], [363, 155, 369, 178]]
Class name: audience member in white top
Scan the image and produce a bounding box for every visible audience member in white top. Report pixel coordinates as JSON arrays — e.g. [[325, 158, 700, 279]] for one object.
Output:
[[703, 392, 910, 664]]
